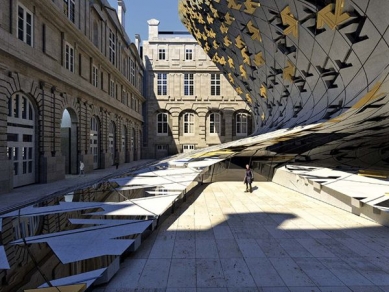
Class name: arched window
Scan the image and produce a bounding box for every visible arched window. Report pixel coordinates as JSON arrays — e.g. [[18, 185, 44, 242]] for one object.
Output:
[[209, 112, 221, 134], [156, 112, 168, 135], [236, 113, 248, 136], [7, 93, 35, 187], [183, 112, 195, 135]]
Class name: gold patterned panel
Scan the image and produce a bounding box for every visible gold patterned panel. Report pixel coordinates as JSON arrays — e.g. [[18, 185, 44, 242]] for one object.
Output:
[[235, 35, 245, 49], [212, 52, 220, 63], [281, 6, 298, 38], [204, 42, 210, 52], [219, 56, 227, 65], [220, 23, 229, 34], [253, 52, 265, 67], [246, 93, 253, 104], [351, 82, 385, 109], [213, 40, 219, 49], [261, 112, 265, 121], [228, 56, 234, 68], [317, 0, 350, 30], [241, 48, 250, 64], [194, 11, 206, 24], [228, 73, 235, 84], [260, 84, 267, 98], [227, 0, 242, 10], [225, 12, 235, 25], [194, 29, 202, 40], [210, 4, 219, 17], [244, 0, 260, 14], [247, 20, 262, 42], [205, 27, 216, 38], [224, 35, 232, 47], [235, 87, 243, 94], [239, 64, 247, 79], [283, 60, 295, 81], [207, 14, 214, 24]]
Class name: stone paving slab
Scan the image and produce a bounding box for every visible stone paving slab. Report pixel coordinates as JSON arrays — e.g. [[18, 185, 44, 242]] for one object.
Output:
[[94, 181, 389, 292]]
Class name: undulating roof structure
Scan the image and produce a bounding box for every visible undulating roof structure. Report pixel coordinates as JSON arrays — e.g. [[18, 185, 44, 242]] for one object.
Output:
[[178, 0, 389, 171]]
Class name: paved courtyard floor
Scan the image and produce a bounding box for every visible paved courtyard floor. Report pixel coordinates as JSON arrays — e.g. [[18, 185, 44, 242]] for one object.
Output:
[[94, 181, 389, 292]]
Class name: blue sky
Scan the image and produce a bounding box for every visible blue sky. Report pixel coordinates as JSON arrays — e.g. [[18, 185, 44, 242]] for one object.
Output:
[[107, 0, 187, 43]]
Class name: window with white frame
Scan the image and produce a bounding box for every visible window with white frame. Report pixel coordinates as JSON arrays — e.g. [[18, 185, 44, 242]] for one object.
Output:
[[183, 112, 195, 134], [183, 144, 195, 153], [65, 42, 74, 72], [236, 113, 248, 136], [157, 73, 167, 95], [157, 112, 168, 135], [92, 65, 98, 87], [157, 145, 168, 151], [211, 74, 220, 96], [185, 48, 193, 60], [158, 48, 166, 60], [209, 112, 221, 134], [109, 79, 115, 98], [17, 4, 33, 46], [63, 0, 75, 23], [109, 29, 116, 65], [184, 73, 194, 95]]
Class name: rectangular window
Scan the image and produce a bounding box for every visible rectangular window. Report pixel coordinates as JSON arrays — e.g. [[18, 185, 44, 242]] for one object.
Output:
[[7, 134, 18, 142], [110, 79, 115, 97], [183, 145, 195, 153], [92, 65, 98, 87], [211, 74, 221, 96], [236, 114, 248, 135], [63, 0, 75, 23], [109, 29, 116, 65], [209, 113, 221, 134], [157, 145, 168, 151], [65, 42, 74, 72], [185, 49, 193, 60], [157, 113, 168, 135], [158, 49, 166, 60], [157, 73, 167, 95], [183, 113, 195, 134], [184, 73, 194, 96], [18, 4, 33, 46]]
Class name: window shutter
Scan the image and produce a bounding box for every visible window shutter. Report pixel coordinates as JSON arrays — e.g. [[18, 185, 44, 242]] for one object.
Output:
[[232, 114, 236, 136], [248, 114, 253, 135], [179, 115, 183, 136], [168, 113, 172, 136]]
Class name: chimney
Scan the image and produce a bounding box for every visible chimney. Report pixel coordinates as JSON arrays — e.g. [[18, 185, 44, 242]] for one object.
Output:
[[135, 34, 141, 52], [117, 0, 126, 27], [147, 19, 160, 40]]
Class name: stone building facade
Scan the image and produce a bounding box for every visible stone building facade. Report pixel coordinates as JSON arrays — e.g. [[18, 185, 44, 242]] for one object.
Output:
[[143, 19, 252, 159], [0, 0, 145, 194]]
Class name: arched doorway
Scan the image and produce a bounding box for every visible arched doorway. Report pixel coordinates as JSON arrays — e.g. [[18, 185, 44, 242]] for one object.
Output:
[[122, 125, 129, 163], [7, 93, 36, 187], [61, 109, 78, 174], [108, 121, 116, 165], [90, 116, 100, 169]]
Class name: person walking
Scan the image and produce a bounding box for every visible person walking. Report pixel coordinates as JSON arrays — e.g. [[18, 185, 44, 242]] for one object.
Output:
[[243, 164, 254, 193], [79, 161, 84, 176], [114, 149, 119, 169]]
